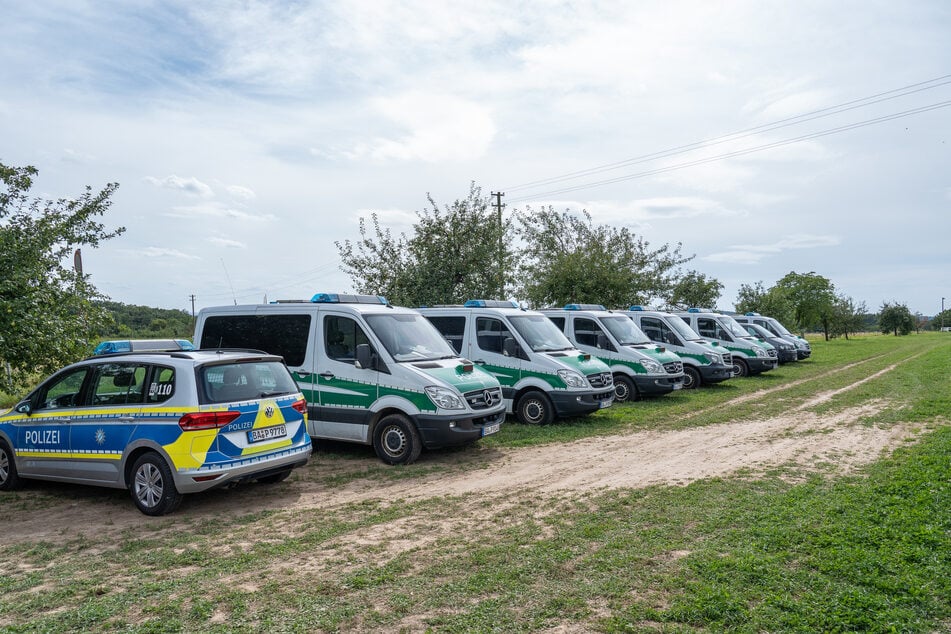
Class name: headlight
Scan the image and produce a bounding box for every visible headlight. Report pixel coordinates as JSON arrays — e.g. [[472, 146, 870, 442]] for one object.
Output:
[[424, 386, 464, 410], [797, 341, 809, 350], [781, 344, 793, 351], [639, 359, 664, 374], [755, 348, 768, 358], [705, 353, 721, 365], [557, 369, 588, 388]]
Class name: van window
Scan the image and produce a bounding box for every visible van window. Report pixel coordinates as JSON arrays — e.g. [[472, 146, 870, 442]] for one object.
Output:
[[199, 314, 311, 366], [426, 316, 466, 354], [697, 317, 730, 341], [547, 316, 566, 331], [475, 317, 513, 354], [574, 317, 609, 349], [641, 317, 682, 347], [92, 363, 148, 406], [324, 315, 372, 363]]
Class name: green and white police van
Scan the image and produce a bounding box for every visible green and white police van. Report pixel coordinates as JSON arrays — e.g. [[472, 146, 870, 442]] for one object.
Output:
[[418, 300, 615, 425], [193, 294, 506, 465], [541, 304, 684, 402], [734, 312, 811, 360], [675, 309, 778, 377], [625, 306, 733, 389]]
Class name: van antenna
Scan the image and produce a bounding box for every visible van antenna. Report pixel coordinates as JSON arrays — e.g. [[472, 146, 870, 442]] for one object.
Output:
[[220, 258, 237, 305]]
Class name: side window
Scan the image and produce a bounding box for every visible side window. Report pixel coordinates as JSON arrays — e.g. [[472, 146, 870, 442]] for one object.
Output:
[[641, 317, 663, 343], [697, 318, 717, 338], [148, 366, 176, 403], [547, 316, 566, 332], [574, 317, 603, 347], [36, 368, 90, 410], [92, 363, 148, 406], [475, 317, 512, 354], [426, 316, 466, 354], [324, 315, 371, 363], [199, 314, 310, 366]]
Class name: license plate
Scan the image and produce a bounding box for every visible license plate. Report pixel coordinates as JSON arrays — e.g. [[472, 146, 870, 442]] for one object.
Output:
[[672, 382, 683, 390], [247, 424, 287, 443], [482, 422, 501, 436], [599, 399, 611, 408]]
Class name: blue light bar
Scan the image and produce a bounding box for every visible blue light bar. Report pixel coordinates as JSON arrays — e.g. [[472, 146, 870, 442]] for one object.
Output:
[[745, 311, 761, 316], [464, 299, 519, 308], [93, 339, 195, 355], [311, 293, 388, 305], [628, 305, 645, 311], [94, 341, 132, 354], [564, 304, 606, 311], [687, 307, 701, 313]]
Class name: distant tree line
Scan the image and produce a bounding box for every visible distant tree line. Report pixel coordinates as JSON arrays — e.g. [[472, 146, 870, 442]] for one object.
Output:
[[95, 300, 193, 339]]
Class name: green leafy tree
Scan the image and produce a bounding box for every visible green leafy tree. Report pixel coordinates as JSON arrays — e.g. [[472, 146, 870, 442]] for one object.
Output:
[[336, 183, 514, 306], [774, 271, 836, 339], [1, 162, 124, 392], [928, 309, 951, 331], [734, 281, 796, 328], [665, 271, 723, 311], [878, 302, 915, 336], [514, 206, 692, 308], [828, 294, 867, 340]]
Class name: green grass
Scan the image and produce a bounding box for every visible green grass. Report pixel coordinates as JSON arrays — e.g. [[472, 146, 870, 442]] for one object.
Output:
[[0, 332, 949, 632]]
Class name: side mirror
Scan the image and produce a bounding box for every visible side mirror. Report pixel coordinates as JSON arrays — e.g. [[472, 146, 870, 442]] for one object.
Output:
[[355, 344, 374, 370], [502, 337, 519, 358], [596, 333, 611, 350], [15, 401, 32, 415]]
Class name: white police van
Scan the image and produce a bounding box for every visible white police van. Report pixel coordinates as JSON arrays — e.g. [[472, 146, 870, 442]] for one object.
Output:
[[193, 294, 506, 465], [734, 312, 811, 360], [418, 300, 614, 424], [676, 309, 778, 377], [625, 306, 733, 389], [541, 304, 684, 402]]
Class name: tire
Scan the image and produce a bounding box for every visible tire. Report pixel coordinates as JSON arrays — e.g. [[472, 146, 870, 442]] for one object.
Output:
[[613, 374, 638, 403], [731, 357, 749, 378], [515, 390, 554, 425], [130, 452, 183, 516], [682, 366, 701, 390], [0, 439, 21, 491], [373, 414, 422, 465], [257, 469, 292, 484]]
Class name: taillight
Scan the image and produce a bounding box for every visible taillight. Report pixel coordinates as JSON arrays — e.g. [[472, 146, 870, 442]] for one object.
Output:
[[291, 398, 307, 415], [178, 411, 241, 431]]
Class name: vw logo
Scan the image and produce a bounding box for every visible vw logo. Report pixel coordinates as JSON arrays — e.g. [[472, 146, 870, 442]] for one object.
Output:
[[483, 389, 497, 406], [264, 405, 275, 418]]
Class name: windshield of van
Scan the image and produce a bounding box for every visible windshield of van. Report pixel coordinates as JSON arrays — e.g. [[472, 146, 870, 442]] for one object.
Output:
[[600, 316, 651, 345], [666, 315, 704, 341], [719, 315, 751, 338], [509, 315, 575, 352], [766, 319, 792, 336], [364, 313, 458, 362]]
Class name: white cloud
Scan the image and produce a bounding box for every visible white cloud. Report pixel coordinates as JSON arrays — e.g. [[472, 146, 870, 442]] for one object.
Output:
[[225, 185, 256, 201], [704, 234, 840, 264], [146, 175, 214, 198], [132, 247, 201, 260], [209, 237, 246, 248], [166, 202, 277, 222]]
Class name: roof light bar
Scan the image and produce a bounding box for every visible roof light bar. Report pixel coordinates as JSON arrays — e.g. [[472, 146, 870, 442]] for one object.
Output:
[[310, 293, 388, 305]]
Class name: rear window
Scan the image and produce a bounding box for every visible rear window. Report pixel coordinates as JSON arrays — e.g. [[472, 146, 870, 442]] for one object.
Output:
[[199, 314, 311, 366], [202, 361, 300, 404]]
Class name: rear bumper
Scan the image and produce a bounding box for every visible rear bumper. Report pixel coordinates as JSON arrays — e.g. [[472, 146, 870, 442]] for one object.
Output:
[[173, 442, 312, 494]]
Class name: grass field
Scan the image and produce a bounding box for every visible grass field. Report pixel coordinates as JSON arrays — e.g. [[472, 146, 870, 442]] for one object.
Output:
[[1, 332, 949, 632]]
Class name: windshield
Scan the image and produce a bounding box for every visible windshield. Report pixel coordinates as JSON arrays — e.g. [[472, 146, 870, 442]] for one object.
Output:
[[746, 324, 772, 339], [766, 318, 792, 336], [719, 315, 752, 338], [509, 315, 575, 352], [666, 315, 704, 341], [601, 316, 651, 345], [364, 313, 457, 362]]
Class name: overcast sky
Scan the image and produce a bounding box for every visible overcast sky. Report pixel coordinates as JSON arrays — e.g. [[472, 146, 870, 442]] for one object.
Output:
[[2, 1, 949, 317]]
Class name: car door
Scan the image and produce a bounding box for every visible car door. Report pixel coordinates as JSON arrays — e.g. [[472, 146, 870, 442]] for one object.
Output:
[[313, 312, 380, 442], [15, 366, 91, 479], [68, 361, 149, 484], [469, 315, 523, 392]]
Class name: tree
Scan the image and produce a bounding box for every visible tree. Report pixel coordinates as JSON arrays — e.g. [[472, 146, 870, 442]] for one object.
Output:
[[878, 302, 915, 336], [774, 271, 836, 339], [828, 294, 867, 339], [514, 206, 692, 308], [734, 281, 796, 328], [1, 162, 125, 392], [336, 183, 514, 307], [665, 271, 723, 311]]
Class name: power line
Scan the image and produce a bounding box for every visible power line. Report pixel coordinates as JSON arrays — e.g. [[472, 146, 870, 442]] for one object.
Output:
[[501, 73, 951, 197], [506, 99, 951, 203]]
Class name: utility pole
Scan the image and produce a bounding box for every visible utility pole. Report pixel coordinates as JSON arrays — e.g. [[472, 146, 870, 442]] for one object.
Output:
[[189, 294, 196, 318], [942, 297, 945, 331], [491, 191, 505, 298]]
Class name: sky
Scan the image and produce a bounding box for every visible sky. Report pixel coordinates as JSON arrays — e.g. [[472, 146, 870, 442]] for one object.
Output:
[[2, 1, 949, 318]]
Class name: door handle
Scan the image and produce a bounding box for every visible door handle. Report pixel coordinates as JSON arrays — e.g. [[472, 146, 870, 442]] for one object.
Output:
[[319, 372, 335, 380], [473, 359, 487, 365], [117, 416, 135, 422]]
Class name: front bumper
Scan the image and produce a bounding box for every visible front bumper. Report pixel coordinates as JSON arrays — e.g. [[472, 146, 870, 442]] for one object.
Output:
[[414, 408, 506, 449], [699, 365, 732, 384], [633, 374, 684, 396], [550, 389, 615, 417], [747, 357, 778, 373]]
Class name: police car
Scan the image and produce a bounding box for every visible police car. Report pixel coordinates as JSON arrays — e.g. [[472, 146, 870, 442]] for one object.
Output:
[[0, 349, 312, 515]]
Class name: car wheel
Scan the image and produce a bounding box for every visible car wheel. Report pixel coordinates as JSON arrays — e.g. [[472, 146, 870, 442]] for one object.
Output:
[[257, 469, 292, 484], [373, 414, 422, 465], [613, 374, 638, 402], [0, 439, 21, 491], [731, 358, 749, 378], [516, 390, 554, 425], [682, 366, 701, 390], [130, 452, 183, 516]]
